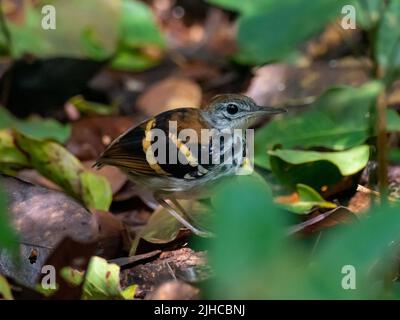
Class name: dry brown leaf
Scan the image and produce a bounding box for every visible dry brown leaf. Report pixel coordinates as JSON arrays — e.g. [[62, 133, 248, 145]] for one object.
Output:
[[93, 210, 125, 259], [246, 59, 370, 108], [66, 115, 135, 161], [0, 176, 97, 288], [136, 77, 202, 116]]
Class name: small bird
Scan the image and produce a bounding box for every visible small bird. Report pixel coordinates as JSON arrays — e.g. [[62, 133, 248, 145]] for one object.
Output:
[[94, 94, 286, 237]]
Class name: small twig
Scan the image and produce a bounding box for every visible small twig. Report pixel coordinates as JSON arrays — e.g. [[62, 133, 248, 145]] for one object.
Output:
[[166, 261, 177, 281], [376, 88, 389, 204], [357, 184, 398, 203], [286, 207, 348, 236], [279, 96, 317, 108], [107, 250, 161, 267], [310, 231, 322, 259]]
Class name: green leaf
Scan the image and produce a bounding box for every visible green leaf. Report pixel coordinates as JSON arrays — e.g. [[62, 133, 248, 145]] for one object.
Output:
[[110, 0, 164, 71], [255, 82, 381, 168], [269, 145, 369, 190], [279, 184, 336, 214], [68, 96, 115, 116], [15, 133, 83, 195], [209, 175, 288, 299], [80, 172, 112, 211], [387, 108, 400, 132], [8, 0, 120, 60], [15, 118, 71, 144], [269, 145, 370, 176], [0, 108, 71, 144], [60, 261, 136, 300], [0, 109, 14, 128], [0, 275, 13, 300], [121, 285, 137, 300], [14, 133, 112, 210], [82, 256, 125, 300], [111, 48, 160, 71], [60, 267, 85, 286], [270, 156, 344, 192], [310, 204, 400, 299], [0, 130, 30, 174], [207, 0, 273, 15], [119, 0, 164, 48], [376, 0, 400, 81], [0, 181, 18, 252], [208, 176, 400, 299], [234, 0, 352, 64], [354, 0, 385, 30]]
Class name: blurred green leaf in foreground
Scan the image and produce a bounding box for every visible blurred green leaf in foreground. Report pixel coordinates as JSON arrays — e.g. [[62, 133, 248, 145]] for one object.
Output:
[[208, 0, 357, 64], [209, 175, 400, 299], [0, 181, 18, 252], [1, 0, 165, 71]]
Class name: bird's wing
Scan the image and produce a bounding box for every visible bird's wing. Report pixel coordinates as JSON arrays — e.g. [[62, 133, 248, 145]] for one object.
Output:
[[94, 108, 218, 179], [93, 118, 159, 175]]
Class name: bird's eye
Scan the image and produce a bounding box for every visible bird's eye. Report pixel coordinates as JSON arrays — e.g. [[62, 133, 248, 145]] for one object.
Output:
[[226, 103, 239, 115]]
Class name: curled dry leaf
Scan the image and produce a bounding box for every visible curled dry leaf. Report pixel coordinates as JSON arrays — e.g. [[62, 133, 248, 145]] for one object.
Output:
[[130, 203, 188, 256], [130, 200, 212, 255], [347, 190, 372, 214]]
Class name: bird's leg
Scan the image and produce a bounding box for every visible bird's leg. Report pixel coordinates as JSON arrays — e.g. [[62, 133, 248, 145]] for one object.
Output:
[[154, 194, 213, 238], [169, 197, 214, 238]]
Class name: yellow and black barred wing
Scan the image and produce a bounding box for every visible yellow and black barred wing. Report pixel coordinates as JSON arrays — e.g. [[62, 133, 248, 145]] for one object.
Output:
[[94, 108, 217, 179], [93, 118, 160, 175]]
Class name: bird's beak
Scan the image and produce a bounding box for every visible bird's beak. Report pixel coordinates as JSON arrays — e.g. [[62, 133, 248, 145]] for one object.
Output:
[[253, 105, 287, 115]]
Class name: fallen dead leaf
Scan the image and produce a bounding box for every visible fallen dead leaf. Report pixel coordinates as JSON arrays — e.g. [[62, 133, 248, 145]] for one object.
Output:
[[66, 115, 135, 161], [246, 59, 370, 109], [93, 210, 125, 259], [348, 191, 371, 214], [305, 22, 362, 60], [136, 77, 202, 116], [0, 175, 98, 288], [40, 237, 97, 300]]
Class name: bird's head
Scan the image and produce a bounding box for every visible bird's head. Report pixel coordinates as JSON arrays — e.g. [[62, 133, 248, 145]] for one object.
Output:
[[201, 94, 287, 129]]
